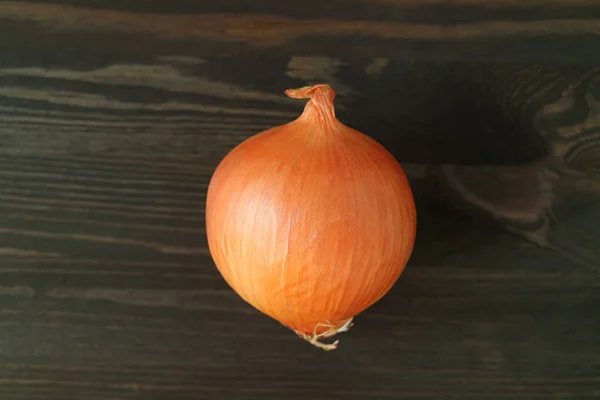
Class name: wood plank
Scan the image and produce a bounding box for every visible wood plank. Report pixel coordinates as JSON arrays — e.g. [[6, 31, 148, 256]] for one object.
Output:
[[0, 155, 598, 400], [2, 1, 600, 62], [0, 157, 598, 398]]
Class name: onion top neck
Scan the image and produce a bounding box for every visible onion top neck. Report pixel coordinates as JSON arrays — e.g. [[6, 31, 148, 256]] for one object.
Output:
[[285, 84, 339, 131]]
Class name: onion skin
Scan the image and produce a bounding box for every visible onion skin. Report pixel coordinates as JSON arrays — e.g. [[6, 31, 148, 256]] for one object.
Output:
[[206, 84, 416, 350]]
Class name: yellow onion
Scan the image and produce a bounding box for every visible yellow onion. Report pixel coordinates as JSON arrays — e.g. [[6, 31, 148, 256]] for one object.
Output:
[[206, 84, 416, 350]]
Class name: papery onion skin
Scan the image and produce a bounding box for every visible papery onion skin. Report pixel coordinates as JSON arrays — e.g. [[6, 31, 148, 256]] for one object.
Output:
[[206, 84, 416, 350]]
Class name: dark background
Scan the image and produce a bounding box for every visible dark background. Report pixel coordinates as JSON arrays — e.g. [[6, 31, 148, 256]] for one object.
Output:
[[1, 1, 600, 399]]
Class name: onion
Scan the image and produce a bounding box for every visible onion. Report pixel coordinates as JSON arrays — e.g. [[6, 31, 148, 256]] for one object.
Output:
[[206, 84, 416, 350]]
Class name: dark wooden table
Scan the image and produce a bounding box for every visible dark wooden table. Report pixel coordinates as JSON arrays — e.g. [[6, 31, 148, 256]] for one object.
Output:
[[2, 1, 600, 399]]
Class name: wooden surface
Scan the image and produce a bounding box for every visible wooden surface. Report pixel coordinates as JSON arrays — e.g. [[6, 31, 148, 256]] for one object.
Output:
[[2, 1, 600, 399]]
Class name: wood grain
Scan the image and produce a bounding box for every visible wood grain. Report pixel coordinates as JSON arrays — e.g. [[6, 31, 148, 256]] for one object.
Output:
[[0, 154, 598, 400], [5, 2, 600, 44], [2, 1, 600, 399], [3, 1, 600, 62]]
